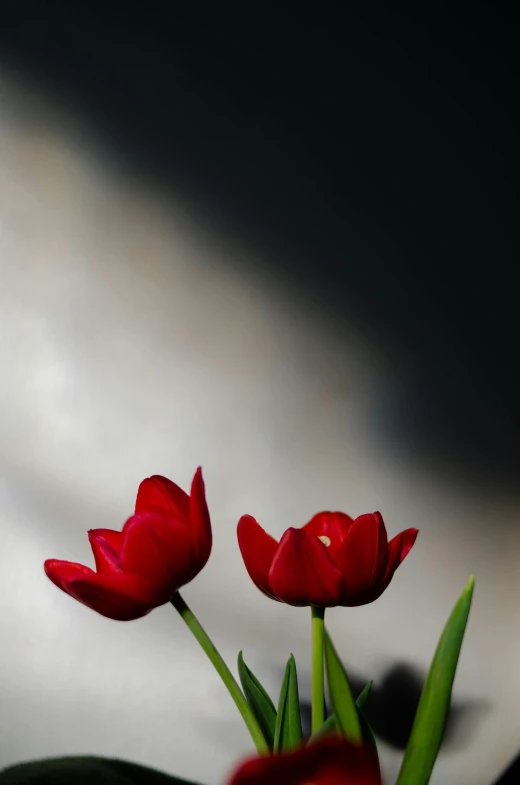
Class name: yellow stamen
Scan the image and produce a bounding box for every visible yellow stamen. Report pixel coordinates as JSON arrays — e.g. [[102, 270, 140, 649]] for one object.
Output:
[[318, 535, 331, 547]]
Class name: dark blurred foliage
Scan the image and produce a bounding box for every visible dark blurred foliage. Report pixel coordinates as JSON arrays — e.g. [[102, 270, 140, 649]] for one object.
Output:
[[1, 2, 518, 488], [0, 757, 198, 784]]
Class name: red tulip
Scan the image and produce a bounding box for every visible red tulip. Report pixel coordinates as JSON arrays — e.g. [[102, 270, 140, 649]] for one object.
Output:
[[237, 510, 417, 607], [44, 468, 212, 621], [227, 735, 382, 785]]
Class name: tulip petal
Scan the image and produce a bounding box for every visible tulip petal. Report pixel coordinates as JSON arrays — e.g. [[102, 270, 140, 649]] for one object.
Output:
[[237, 515, 280, 601], [334, 512, 388, 604], [135, 474, 190, 519], [45, 559, 94, 593], [268, 528, 344, 607], [188, 467, 212, 574], [383, 527, 419, 587], [120, 511, 195, 597], [88, 529, 123, 573], [44, 560, 160, 621], [302, 511, 355, 558], [227, 734, 381, 785]]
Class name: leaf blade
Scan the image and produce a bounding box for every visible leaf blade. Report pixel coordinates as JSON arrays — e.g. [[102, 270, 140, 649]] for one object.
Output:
[[237, 651, 277, 750], [310, 713, 337, 741], [310, 680, 374, 742], [355, 681, 373, 712], [273, 654, 303, 752], [396, 575, 475, 785], [324, 632, 362, 742]]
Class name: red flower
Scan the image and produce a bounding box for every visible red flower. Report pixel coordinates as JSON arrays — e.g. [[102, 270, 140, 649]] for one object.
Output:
[[44, 468, 212, 621], [237, 510, 417, 607], [228, 735, 382, 785]]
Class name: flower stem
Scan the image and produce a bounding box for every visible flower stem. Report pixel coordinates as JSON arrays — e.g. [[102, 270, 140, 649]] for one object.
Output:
[[311, 606, 326, 732], [170, 592, 269, 754]]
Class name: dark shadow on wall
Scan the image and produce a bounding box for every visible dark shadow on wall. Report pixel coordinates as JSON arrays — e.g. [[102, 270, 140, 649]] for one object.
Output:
[[1, 2, 518, 491], [493, 753, 520, 785], [300, 662, 487, 752]]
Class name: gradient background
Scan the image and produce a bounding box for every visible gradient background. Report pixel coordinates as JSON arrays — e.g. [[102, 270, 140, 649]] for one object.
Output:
[[0, 4, 518, 784]]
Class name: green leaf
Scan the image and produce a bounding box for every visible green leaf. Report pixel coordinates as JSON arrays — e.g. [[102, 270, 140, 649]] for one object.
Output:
[[0, 757, 202, 784], [396, 575, 475, 785], [310, 713, 337, 741], [355, 681, 373, 712], [357, 706, 378, 758], [355, 681, 378, 758], [310, 710, 377, 754], [238, 650, 277, 749], [273, 654, 303, 752], [311, 679, 374, 743], [324, 632, 362, 742]]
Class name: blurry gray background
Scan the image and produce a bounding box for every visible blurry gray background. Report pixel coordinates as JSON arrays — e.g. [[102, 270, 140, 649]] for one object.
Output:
[[1, 5, 519, 784]]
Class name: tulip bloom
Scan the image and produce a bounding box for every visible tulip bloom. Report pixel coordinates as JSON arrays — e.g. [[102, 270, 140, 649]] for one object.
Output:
[[228, 735, 382, 785], [45, 468, 211, 621], [238, 510, 417, 607]]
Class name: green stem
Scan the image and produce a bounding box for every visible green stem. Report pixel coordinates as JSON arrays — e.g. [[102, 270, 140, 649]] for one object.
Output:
[[311, 606, 326, 732], [170, 592, 268, 754]]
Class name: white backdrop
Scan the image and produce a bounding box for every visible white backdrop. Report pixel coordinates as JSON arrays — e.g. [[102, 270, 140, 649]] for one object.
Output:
[[1, 70, 519, 785]]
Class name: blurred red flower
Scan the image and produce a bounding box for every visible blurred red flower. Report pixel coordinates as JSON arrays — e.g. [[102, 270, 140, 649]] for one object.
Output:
[[228, 735, 382, 785]]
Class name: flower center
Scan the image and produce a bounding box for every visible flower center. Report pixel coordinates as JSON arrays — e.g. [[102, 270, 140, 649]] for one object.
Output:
[[317, 535, 331, 547]]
